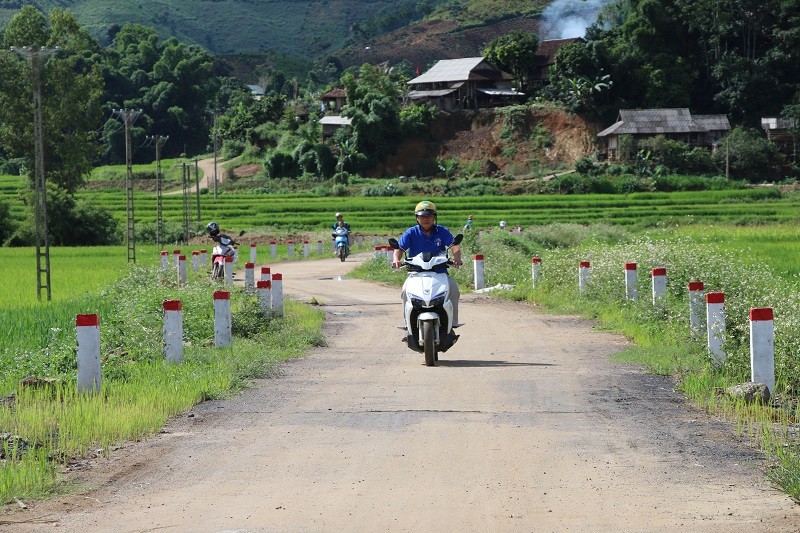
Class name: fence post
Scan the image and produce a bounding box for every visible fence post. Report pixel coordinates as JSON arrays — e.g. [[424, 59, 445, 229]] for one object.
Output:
[[191, 250, 199, 272], [257, 280, 272, 312], [473, 254, 485, 290], [224, 255, 234, 286], [750, 308, 775, 394], [270, 241, 277, 260], [579, 261, 591, 294], [706, 292, 726, 366], [624, 262, 638, 301], [177, 255, 187, 286], [163, 300, 183, 363], [688, 281, 705, 338], [244, 262, 255, 294], [531, 257, 542, 288], [249, 243, 257, 264], [213, 291, 232, 348], [272, 273, 284, 317], [651, 267, 667, 306], [76, 314, 101, 393]]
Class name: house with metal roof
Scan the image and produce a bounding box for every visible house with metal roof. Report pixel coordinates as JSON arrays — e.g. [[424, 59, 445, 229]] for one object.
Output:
[[319, 115, 352, 142], [406, 57, 524, 110], [247, 84, 265, 100], [597, 109, 730, 160], [761, 117, 797, 161]]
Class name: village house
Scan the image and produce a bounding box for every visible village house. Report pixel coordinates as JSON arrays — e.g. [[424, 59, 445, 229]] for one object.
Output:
[[321, 87, 347, 113], [405, 57, 524, 111], [597, 108, 731, 160], [247, 84, 265, 100], [761, 117, 797, 161], [319, 115, 352, 142], [529, 37, 584, 87]]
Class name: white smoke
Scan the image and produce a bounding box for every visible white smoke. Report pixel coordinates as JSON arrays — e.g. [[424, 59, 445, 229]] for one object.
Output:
[[540, 0, 610, 39]]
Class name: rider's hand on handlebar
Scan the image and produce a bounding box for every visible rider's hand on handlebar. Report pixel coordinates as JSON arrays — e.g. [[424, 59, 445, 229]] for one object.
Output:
[[391, 260, 404, 270], [452, 259, 462, 268]]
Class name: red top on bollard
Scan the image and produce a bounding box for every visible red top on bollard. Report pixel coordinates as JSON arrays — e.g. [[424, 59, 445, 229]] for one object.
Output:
[[213, 291, 230, 300], [192, 250, 199, 255], [706, 292, 724, 304], [163, 300, 182, 311], [257, 280, 271, 289], [272, 273, 283, 281], [579, 261, 591, 268], [76, 314, 99, 327], [652, 267, 666, 276], [688, 281, 704, 291], [750, 308, 774, 321], [531, 257, 541, 264], [261, 267, 270, 273], [624, 262, 637, 270], [245, 262, 254, 269], [161, 251, 168, 256], [200, 249, 207, 253], [474, 255, 484, 260], [179, 255, 186, 261]]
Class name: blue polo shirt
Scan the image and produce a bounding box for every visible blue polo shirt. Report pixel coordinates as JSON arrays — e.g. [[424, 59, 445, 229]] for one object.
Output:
[[398, 224, 454, 272]]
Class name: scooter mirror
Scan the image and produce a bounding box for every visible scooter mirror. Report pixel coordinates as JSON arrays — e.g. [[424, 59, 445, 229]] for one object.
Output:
[[388, 238, 400, 249], [453, 234, 463, 245], [238, 230, 246, 236]]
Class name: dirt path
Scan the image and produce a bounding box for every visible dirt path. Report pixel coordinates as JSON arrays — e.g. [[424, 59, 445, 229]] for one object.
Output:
[[163, 157, 225, 197], [5, 254, 800, 531]]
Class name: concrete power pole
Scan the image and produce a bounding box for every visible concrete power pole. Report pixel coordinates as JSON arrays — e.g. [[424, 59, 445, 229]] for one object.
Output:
[[11, 45, 57, 301], [213, 110, 219, 199], [147, 134, 169, 247], [113, 108, 142, 263]]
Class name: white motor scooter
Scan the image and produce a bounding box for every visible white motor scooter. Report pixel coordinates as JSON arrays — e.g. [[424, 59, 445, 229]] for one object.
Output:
[[388, 234, 463, 366]]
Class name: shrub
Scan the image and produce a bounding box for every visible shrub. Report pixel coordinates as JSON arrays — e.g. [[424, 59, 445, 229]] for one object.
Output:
[[713, 127, 783, 182], [264, 151, 298, 179], [362, 182, 404, 197]]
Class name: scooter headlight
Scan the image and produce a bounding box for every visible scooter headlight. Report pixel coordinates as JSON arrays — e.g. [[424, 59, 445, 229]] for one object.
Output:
[[429, 295, 445, 307], [410, 295, 446, 308]]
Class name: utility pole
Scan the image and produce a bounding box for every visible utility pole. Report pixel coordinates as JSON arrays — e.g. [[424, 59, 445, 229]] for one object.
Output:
[[182, 162, 190, 242], [212, 110, 219, 199], [194, 158, 201, 224], [113, 108, 143, 263], [147, 134, 169, 247], [11, 45, 57, 302]]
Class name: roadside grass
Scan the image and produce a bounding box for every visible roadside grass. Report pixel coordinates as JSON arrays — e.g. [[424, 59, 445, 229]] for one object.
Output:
[[351, 223, 800, 498], [0, 265, 324, 505]]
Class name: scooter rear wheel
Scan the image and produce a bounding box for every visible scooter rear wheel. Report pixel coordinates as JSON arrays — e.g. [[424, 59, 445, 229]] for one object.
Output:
[[338, 246, 346, 261], [422, 321, 436, 366]]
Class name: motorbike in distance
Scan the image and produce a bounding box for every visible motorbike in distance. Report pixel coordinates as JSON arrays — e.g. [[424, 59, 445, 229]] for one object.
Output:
[[388, 234, 463, 366], [332, 227, 350, 261], [210, 229, 245, 279]]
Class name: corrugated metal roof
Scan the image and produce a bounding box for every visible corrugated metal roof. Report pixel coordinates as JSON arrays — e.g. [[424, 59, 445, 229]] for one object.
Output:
[[598, 109, 732, 137], [407, 89, 458, 98], [407, 57, 488, 84], [694, 114, 731, 131], [478, 88, 525, 96], [761, 117, 797, 130], [319, 116, 352, 126]]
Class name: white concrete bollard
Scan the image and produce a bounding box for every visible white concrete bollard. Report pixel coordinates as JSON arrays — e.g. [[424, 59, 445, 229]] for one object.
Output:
[[688, 281, 705, 338], [473, 254, 485, 290], [213, 291, 232, 348], [200, 248, 207, 265], [706, 292, 726, 366], [624, 262, 638, 301], [373, 235, 379, 246], [357, 234, 364, 247], [271, 273, 284, 317], [244, 262, 255, 294], [160, 251, 169, 270], [191, 250, 200, 272], [173, 249, 181, 266], [270, 241, 277, 260], [651, 267, 667, 306], [163, 300, 183, 363], [374, 246, 381, 259], [224, 255, 234, 286], [232, 245, 239, 264], [304, 240, 310, 259], [257, 280, 272, 312], [287, 241, 294, 258], [531, 257, 542, 288], [317, 240, 323, 256], [76, 314, 101, 393], [249, 243, 257, 264], [579, 261, 591, 294], [260, 266, 271, 282], [750, 308, 775, 394], [177, 255, 187, 286]]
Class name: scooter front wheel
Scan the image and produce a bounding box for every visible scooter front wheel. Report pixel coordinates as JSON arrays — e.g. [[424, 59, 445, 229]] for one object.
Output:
[[422, 321, 436, 366], [338, 246, 346, 261]]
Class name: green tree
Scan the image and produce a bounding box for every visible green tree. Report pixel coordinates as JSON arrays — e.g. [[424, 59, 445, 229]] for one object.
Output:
[[483, 31, 539, 92], [0, 6, 103, 193]]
